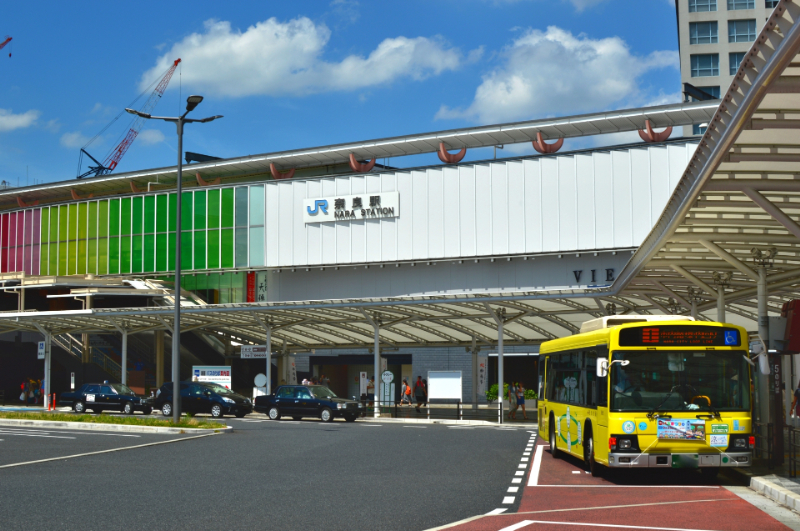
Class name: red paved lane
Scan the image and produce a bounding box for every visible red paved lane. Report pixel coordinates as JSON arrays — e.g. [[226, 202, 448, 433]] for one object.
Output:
[[439, 436, 792, 531]]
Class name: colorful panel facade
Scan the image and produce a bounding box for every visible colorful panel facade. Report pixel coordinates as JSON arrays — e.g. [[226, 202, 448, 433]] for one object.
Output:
[[0, 185, 267, 276]]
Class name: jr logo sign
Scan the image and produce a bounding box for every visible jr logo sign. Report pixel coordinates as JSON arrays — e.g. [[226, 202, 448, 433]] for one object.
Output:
[[307, 199, 328, 216]]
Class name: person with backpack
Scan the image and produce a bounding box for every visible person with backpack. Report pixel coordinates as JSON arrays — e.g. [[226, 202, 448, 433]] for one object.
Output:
[[400, 378, 412, 406], [414, 376, 426, 412]]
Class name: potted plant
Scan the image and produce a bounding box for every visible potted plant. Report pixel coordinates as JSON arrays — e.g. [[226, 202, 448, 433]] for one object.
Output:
[[524, 388, 538, 409], [485, 383, 509, 404]]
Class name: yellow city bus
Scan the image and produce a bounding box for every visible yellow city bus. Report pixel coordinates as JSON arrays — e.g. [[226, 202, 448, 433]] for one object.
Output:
[[537, 315, 754, 477]]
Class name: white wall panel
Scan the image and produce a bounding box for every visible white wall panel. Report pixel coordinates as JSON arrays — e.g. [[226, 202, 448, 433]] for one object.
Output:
[[262, 142, 697, 268]]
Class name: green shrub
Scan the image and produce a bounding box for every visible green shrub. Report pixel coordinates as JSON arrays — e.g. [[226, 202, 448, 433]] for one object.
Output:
[[524, 389, 538, 400], [485, 383, 509, 403], [0, 411, 224, 429]]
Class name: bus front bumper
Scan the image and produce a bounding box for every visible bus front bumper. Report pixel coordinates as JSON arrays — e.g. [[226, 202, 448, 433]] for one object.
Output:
[[607, 452, 751, 468]]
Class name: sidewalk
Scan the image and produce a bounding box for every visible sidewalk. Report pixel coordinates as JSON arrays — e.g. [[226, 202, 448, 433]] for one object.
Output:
[[729, 461, 800, 514]]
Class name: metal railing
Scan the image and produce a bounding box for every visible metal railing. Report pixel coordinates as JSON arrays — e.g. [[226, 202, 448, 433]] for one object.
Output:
[[357, 400, 506, 423], [788, 426, 800, 479], [754, 422, 774, 470]]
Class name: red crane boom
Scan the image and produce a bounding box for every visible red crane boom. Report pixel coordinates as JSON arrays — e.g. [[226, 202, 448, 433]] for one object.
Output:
[[0, 36, 11, 57]]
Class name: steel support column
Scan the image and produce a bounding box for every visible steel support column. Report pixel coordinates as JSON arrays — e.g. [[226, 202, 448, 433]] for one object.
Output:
[[716, 286, 726, 322], [373, 322, 380, 418], [757, 265, 771, 425], [121, 329, 128, 385]]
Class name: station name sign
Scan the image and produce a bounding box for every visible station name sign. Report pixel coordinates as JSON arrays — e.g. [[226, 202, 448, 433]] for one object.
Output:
[[303, 192, 399, 224]]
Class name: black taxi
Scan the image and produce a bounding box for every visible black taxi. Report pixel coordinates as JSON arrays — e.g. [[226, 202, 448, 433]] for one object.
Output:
[[254, 385, 362, 422], [59, 382, 153, 415]]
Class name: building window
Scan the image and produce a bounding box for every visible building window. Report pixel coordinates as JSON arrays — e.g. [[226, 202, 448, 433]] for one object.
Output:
[[766, 0, 779, 7], [693, 123, 708, 135], [689, 0, 717, 11], [690, 21, 719, 44], [691, 54, 719, 77], [698, 86, 721, 98], [729, 20, 757, 42], [729, 51, 747, 74], [727, 0, 754, 9]]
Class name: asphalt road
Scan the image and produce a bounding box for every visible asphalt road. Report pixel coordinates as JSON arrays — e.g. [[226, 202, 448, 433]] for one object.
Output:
[[0, 417, 533, 531]]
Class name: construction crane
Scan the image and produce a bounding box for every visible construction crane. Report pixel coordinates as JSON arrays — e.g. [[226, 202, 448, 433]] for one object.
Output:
[[0, 36, 11, 57], [78, 58, 181, 179]]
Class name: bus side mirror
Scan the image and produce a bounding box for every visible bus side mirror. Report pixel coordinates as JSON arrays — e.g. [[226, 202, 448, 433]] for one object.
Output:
[[597, 358, 608, 378]]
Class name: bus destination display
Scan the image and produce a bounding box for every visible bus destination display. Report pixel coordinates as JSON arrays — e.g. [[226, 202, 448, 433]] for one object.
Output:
[[618, 326, 740, 347]]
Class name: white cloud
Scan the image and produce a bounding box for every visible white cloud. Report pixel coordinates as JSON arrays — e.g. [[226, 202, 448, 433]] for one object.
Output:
[[60, 131, 90, 148], [138, 129, 165, 145], [566, 0, 608, 11], [139, 18, 463, 98], [436, 26, 678, 124], [0, 109, 40, 133]]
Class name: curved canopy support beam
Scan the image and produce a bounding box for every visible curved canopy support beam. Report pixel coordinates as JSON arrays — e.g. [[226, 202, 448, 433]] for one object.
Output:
[[638, 119, 673, 143], [349, 153, 376, 173], [196, 172, 221, 187], [17, 197, 38, 208], [270, 163, 296, 180], [532, 132, 564, 154], [437, 142, 467, 164], [130, 181, 141, 194], [71, 189, 93, 200]]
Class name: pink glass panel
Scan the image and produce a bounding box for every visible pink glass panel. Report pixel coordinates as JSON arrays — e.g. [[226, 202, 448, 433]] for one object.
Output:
[[0, 213, 7, 273], [23, 210, 31, 275], [16, 212, 24, 272], [8, 213, 16, 272], [32, 209, 40, 275]]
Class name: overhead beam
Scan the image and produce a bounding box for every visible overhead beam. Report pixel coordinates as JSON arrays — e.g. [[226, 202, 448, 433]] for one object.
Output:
[[669, 264, 717, 296], [697, 239, 760, 281], [742, 187, 800, 239]]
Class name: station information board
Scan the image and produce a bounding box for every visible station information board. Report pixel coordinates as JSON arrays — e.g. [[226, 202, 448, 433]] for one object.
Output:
[[618, 326, 741, 347]]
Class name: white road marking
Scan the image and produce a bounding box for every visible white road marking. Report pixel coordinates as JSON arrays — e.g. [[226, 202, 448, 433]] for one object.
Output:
[[508, 486, 519, 493], [528, 444, 545, 486], [0, 428, 139, 438], [523, 452, 531, 456], [403, 426, 427, 428], [512, 478, 522, 484], [572, 471, 581, 474], [518, 464, 527, 469], [359, 424, 382, 427], [486, 508, 507, 515], [530, 485, 721, 488], [501, 520, 724, 531], [515, 471, 524, 476], [502, 496, 515, 504], [0, 430, 75, 440], [521, 457, 529, 462]]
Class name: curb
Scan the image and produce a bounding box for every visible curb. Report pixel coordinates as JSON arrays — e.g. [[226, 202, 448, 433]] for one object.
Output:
[[750, 476, 800, 513], [352, 417, 538, 427], [0, 418, 233, 435]]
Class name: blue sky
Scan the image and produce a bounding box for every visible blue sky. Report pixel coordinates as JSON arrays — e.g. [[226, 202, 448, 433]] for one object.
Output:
[[0, 0, 680, 186]]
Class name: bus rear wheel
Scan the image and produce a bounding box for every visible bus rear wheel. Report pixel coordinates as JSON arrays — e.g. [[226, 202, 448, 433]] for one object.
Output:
[[549, 417, 559, 459]]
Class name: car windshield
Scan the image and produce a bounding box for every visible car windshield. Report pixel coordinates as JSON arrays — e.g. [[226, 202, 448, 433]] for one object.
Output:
[[610, 350, 750, 413], [110, 384, 136, 396], [309, 386, 337, 399], [203, 383, 234, 395]]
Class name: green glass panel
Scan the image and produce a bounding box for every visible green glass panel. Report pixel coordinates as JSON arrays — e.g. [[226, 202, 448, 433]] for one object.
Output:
[[120, 236, 131, 273], [207, 229, 220, 269], [58, 242, 67, 276], [121, 198, 131, 236], [48, 209, 58, 275], [144, 196, 155, 233], [78, 203, 88, 239], [221, 188, 234, 228], [168, 233, 176, 271], [183, 274, 196, 291], [194, 230, 206, 270], [156, 234, 167, 271], [168, 193, 177, 232], [196, 274, 208, 290], [98, 237, 108, 275], [144, 234, 155, 273], [98, 200, 108, 237], [194, 190, 206, 230], [132, 196, 143, 234], [58, 206, 68, 241], [132, 235, 143, 273], [109, 199, 120, 236], [235, 187, 248, 227], [181, 231, 192, 270], [40, 209, 49, 275], [88, 236, 97, 275], [88, 202, 97, 238], [235, 228, 248, 267], [156, 195, 168, 233], [109, 237, 119, 274], [221, 228, 234, 268], [78, 240, 87, 275], [207, 189, 220, 229], [68, 204, 77, 240], [49, 207, 58, 243], [181, 192, 192, 231]]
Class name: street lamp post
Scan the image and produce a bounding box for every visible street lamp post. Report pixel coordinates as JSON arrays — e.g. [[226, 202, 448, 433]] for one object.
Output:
[[126, 96, 222, 424]]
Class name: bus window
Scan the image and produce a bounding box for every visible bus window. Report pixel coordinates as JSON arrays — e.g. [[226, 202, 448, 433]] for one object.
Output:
[[592, 350, 608, 407], [538, 356, 547, 399]]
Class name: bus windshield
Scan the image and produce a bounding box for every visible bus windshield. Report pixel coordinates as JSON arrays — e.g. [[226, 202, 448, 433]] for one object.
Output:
[[610, 350, 750, 413]]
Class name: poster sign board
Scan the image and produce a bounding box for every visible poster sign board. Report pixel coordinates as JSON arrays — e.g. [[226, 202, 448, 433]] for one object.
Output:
[[476, 353, 488, 397], [241, 345, 268, 359], [656, 418, 705, 440], [359, 372, 368, 396], [37, 341, 46, 360], [193, 366, 232, 389], [428, 371, 462, 401]]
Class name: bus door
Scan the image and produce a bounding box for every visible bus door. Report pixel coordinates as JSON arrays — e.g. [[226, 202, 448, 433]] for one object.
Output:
[[539, 355, 547, 436]]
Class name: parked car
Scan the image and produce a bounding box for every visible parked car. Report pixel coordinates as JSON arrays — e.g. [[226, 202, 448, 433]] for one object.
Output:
[[254, 385, 362, 422], [59, 383, 153, 415], [154, 382, 252, 418]]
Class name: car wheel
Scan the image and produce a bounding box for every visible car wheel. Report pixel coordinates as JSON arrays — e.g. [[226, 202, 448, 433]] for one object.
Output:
[[550, 416, 559, 459], [268, 407, 281, 420], [74, 401, 86, 414], [143, 407, 153, 415], [585, 429, 601, 477], [345, 415, 356, 423], [320, 407, 333, 423], [123, 402, 134, 415], [162, 402, 172, 417], [210, 404, 223, 418], [292, 416, 302, 421]]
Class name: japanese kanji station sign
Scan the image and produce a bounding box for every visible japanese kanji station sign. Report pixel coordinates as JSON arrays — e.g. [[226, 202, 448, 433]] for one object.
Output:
[[303, 192, 399, 224]]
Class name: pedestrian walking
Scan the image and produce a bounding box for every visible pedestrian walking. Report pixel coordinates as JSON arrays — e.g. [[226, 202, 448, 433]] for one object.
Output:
[[791, 379, 800, 426], [517, 383, 529, 420], [319, 374, 330, 388], [414, 376, 426, 412], [367, 377, 375, 402], [508, 382, 518, 420], [422, 379, 428, 407], [400, 378, 412, 406]]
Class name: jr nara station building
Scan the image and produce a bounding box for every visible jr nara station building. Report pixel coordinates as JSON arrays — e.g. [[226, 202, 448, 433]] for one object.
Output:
[[2, 2, 800, 425]]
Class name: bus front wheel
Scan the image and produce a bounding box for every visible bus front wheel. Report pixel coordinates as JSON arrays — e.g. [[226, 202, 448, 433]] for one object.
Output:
[[585, 429, 601, 477], [549, 416, 559, 459]]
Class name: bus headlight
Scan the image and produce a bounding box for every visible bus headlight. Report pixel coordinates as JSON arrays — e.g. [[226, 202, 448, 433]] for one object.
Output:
[[734, 438, 746, 448], [618, 439, 632, 450]]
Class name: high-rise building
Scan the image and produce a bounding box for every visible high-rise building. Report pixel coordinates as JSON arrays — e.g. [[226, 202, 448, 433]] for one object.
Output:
[[676, 0, 779, 135]]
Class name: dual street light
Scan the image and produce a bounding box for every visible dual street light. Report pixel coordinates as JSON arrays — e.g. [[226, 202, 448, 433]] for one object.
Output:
[[126, 96, 222, 424]]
